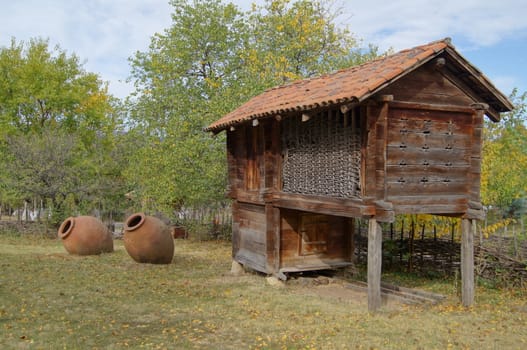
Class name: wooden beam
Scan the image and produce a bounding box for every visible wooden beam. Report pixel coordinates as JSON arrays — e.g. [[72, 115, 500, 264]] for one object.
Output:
[[389, 100, 475, 114], [461, 218, 475, 307], [468, 107, 485, 209], [368, 218, 382, 312], [340, 102, 357, 114], [374, 200, 394, 223], [376, 94, 394, 103], [375, 98, 389, 200], [364, 102, 379, 197], [444, 47, 514, 113], [270, 192, 375, 218], [265, 204, 281, 273], [263, 118, 281, 190], [470, 102, 489, 111]]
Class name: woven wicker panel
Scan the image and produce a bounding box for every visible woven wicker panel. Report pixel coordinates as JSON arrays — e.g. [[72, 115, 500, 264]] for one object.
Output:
[[282, 109, 361, 198]]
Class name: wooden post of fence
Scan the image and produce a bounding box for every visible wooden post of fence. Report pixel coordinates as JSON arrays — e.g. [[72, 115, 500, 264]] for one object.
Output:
[[461, 218, 475, 307], [433, 225, 437, 263], [450, 222, 455, 265], [408, 219, 415, 272], [399, 219, 404, 263], [389, 222, 394, 266]]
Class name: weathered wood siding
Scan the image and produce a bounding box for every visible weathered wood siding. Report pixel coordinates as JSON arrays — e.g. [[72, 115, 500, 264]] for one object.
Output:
[[226, 58, 490, 274], [226, 124, 265, 203], [232, 202, 267, 272], [280, 210, 353, 271], [366, 61, 485, 217], [385, 106, 474, 214], [379, 62, 474, 107]]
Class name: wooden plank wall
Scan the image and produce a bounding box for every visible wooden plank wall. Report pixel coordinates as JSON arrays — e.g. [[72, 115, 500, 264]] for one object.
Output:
[[232, 202, 268, 272], [363, 103, 378, 198], [263, 119, 281, 191], [227, 123, 266, 198], [280, 210, 352, 269], [226, 126, 246, 197], [379, 62, 474, 107], [467, 106, 486, 219], [385, 106, 474, 214]]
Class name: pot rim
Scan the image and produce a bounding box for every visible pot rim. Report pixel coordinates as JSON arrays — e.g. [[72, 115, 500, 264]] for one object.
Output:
[[124, 212, 146, 232], [58, 217, 75, 239]]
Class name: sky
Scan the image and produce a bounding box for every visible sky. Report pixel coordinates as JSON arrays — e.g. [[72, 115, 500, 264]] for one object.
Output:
[[0, 0, 526, 101]]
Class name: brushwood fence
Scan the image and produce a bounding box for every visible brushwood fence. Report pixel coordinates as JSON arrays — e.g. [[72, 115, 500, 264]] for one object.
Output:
[[354, 218, 527, 287], [174, 204, 232, 240]]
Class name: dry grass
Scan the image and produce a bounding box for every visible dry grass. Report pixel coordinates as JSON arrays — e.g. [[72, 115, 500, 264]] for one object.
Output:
[[0, 232, 526, 349]]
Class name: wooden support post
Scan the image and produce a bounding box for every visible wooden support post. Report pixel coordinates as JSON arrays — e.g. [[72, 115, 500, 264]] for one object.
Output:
[[368, 218, 382, 312], [267, 205, 281, 274], [461, 218, 475, 307]]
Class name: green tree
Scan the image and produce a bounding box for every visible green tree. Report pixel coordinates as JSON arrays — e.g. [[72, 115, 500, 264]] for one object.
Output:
[[0, 38, 125, 223], [481, 89, 527, 213], [127, 0, 248, 212], [126, 0, 381, 213], [244, 0, 380, 87], [0, 38, 112, 138]]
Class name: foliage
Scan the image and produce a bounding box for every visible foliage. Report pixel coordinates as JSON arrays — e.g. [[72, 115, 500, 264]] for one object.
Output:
[[0, 2, 383, 219], [0, 38, 112, 137], [244, 0, 380, 87], [481, 89, 527, 213], [126, 0, 247, 212], [126, 0, 381, 213], [0, 38, 126, 223], [481, 218, 515, 239], [393, 214, 460, 240]]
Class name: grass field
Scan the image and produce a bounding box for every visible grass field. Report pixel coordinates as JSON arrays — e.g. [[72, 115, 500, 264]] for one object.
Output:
[[1, 232, 526, 349]]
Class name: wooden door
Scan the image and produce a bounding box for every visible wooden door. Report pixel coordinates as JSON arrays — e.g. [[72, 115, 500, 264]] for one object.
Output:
[[299, 214, 328, 256]]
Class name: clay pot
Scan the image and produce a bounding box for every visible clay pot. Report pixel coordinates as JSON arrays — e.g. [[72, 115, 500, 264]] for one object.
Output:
[[123, 212, 174, 264], [58, 216, 114, 255]]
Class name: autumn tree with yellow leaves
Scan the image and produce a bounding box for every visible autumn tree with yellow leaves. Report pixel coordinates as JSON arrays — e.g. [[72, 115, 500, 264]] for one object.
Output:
[[0, 38, 127, 224], [481, 89, 527, 217], [126, 0, 380, 212]]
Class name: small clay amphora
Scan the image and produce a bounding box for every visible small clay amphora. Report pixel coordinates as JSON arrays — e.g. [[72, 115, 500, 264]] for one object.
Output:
[[123, 212, 174, 264], [58, 216, 114, 255]]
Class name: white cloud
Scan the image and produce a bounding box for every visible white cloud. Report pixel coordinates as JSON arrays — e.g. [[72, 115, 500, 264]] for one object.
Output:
[[343, 0, 527, 50], [1, 0, 525, 98], [0, 0, 173, 98]]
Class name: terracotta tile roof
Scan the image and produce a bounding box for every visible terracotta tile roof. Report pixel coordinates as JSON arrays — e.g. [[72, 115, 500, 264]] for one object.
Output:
[[205, 38, 508, 132]]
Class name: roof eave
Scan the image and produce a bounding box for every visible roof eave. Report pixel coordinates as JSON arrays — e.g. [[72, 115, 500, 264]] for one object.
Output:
[[444, 47, 514, 116]]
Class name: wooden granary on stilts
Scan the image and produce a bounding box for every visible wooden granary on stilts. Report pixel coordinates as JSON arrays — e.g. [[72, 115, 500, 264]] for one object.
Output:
[[205, 38, 513, 311]]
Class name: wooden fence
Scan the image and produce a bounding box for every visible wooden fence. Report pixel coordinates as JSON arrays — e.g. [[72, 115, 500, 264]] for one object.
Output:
[[354, 218, 527, 287]]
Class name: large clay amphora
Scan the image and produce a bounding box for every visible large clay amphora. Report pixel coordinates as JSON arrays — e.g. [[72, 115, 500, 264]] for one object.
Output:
[[58, 216, 114, 255], [123, 212, 174, 264]]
